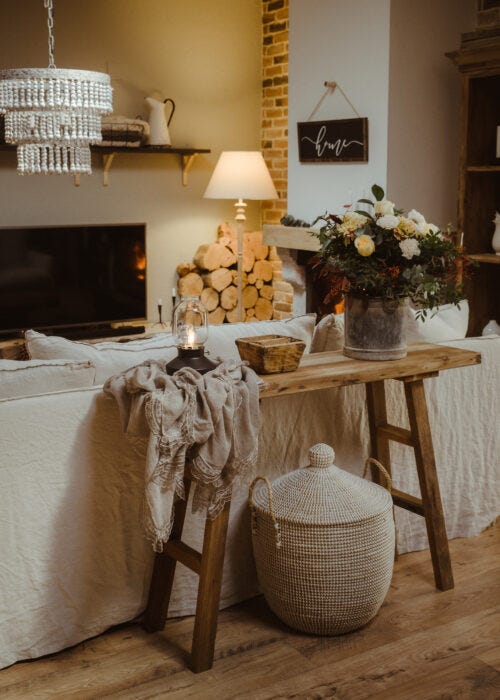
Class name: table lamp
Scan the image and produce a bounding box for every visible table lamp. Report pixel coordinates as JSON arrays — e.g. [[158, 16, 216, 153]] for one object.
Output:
[[204, 151, 278, 321]]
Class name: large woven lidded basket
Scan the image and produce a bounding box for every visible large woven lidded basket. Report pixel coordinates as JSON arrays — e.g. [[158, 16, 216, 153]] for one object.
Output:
[[249, 444, 395, 635]]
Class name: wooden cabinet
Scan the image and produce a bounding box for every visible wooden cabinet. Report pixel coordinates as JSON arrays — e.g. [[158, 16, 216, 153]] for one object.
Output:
[[448, 34, 500, 336]]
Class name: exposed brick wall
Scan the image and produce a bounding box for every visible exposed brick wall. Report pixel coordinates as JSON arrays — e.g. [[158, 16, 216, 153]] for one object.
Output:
[[261, 0, 289, 226], [261, 0, 293, 320]]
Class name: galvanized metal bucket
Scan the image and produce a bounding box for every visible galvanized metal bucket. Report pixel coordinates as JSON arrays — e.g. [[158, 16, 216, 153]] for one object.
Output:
[[344, 295, 408, 361]]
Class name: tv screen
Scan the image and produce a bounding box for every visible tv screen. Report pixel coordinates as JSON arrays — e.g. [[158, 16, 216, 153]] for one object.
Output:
[[0, 224, 146, 336]]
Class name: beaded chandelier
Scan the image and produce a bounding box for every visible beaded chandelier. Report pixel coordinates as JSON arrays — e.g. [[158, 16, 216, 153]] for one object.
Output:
[[0, 0, 112, 175]]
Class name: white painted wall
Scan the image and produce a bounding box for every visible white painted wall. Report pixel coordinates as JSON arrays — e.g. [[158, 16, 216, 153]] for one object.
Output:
[[0, 0, 262, 322], [387, 0, 475, 227], [288, 0, 391, 222], [287, 0, 475, 228]]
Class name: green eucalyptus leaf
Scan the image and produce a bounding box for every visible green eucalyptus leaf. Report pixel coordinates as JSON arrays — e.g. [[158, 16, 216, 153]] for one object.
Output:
[[371, 184, 385, 201], [354, 209, 375, 221], [357, 198, 374, 206]]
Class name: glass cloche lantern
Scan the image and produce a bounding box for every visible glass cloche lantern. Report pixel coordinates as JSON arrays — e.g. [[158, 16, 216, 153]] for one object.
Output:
[[165, 296, 218, 375]]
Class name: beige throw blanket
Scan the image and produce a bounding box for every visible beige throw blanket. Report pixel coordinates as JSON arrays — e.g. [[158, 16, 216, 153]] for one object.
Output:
[[104, 359, 261, 551]]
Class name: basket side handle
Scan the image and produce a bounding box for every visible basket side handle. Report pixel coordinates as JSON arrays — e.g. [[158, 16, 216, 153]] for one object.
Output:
[[249, 476, 281, 548], [363, 457, 393, 492]]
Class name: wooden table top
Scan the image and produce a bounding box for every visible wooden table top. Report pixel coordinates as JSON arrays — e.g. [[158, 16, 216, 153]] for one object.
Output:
[[259, 342, 481, 398]]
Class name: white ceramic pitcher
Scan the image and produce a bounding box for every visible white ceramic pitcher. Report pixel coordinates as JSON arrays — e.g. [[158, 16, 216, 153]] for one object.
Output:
[[145, 97, 175, 146]]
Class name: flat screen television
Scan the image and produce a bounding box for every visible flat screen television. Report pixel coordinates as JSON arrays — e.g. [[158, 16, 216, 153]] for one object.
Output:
[[0, 224, 146, 337]]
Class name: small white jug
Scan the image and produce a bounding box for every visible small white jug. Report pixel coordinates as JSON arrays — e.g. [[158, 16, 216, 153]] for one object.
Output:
[[145, 96, 175, 146]]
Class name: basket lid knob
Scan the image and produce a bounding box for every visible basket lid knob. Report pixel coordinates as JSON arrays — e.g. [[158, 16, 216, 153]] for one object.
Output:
[[308, 443, 335, 468]]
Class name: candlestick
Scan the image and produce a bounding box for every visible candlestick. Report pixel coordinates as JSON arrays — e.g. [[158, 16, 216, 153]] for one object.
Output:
[[171, 288, 177, 325]]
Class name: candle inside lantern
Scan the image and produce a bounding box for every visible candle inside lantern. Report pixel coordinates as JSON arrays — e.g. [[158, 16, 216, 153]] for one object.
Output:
[[186, 326, 197, 349]]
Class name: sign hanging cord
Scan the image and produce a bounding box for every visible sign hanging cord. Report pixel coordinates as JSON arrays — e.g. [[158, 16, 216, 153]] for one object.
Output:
[[307, 81, 361, 121]]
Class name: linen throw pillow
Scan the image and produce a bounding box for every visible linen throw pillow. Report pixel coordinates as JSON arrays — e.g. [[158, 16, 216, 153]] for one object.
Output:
[[26, 330, 178, 384], [406, 301, 469, 343], [310, 314, 344, 353], [0, 358, 96, 400], [204, 313, 317, 361]]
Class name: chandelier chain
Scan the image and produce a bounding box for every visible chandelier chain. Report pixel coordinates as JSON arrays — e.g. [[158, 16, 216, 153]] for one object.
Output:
[[44, 0, 56, 69]]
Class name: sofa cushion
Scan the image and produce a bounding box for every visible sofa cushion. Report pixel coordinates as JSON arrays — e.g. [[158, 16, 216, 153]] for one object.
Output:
[[204, 313, 317, 361], [26, 314, 316, 383], [26, 330, 178, 384], [0, 358, 96, 400], [406, 301, 469, 343]]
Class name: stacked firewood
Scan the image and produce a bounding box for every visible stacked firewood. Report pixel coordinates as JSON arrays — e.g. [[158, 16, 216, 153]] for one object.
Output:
[[176, 223, 293, 323]]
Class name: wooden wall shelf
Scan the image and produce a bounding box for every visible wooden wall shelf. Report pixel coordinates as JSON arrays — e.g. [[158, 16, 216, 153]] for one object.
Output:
[[0, 144, 211, 187], [468, 253, 500, 264], [466, 165, 500, 172], [262, 224, 320, 252]]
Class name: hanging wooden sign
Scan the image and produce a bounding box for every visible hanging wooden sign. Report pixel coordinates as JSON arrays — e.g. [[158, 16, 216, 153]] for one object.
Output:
[[297, 117, 368, 163]]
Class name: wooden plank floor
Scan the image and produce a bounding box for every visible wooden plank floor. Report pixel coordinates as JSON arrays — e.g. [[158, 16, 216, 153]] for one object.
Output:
[[1, 525, 499, 699]]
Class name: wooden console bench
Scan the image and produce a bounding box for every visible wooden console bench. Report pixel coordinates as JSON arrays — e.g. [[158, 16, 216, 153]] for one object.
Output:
[[144, 342, 481, 672]]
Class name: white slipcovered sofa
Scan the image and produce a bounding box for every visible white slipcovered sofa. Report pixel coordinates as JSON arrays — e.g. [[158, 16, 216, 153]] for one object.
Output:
[[0, 313, 498, 670]]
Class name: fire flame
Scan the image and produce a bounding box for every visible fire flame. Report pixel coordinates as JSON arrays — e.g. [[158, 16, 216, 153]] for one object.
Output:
[[133, 242, 146, 281], [334, 299, 345, 314]]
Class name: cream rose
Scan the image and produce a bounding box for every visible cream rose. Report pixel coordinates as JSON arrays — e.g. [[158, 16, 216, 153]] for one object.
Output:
[[341, 211, 368, 230], [395, 216, 418, 237], [354, 234, 375, 256], [374, 199, 395, 216]]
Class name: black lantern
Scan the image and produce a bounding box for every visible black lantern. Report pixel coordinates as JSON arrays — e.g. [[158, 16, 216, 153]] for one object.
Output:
[[165, 295, 218, 375]]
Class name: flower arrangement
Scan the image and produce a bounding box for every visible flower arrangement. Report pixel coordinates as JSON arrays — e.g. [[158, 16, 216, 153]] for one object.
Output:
[[313, 185, 469, 316]]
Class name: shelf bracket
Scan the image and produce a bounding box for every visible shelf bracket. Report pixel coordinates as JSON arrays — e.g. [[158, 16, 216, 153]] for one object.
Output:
[[181, 153, 197, 186], [102, 153, 116, 186]]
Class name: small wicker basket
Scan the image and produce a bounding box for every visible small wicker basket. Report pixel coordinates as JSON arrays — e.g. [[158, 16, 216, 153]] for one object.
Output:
[[249, 443, 395, 635], [100, 116, 149, 147], [235, 334, 305, 374]]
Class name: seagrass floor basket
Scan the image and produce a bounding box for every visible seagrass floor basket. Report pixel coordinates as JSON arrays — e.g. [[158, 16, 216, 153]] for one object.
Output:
[[249, 443, 395, 635]]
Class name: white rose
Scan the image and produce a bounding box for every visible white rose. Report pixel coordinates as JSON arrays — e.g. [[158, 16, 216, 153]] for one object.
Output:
[[428, 223, 440, 234], [408, 209, 426, 225], [399, 238, 421, 260], [374, 199, 395, 216], [416, 222, 430, 236], [377, 214, 399, 230]]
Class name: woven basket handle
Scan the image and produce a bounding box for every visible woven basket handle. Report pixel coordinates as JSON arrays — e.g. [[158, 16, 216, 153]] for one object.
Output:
[[249, 476, 282, 548], [363, 457, 393, 492]]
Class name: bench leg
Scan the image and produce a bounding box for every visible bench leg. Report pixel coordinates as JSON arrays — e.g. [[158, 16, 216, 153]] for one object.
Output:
[[191, 499, 231, 673], [366, 380, 392, 483], [144, 478, 192, 632], [404, 379, 454, 591]]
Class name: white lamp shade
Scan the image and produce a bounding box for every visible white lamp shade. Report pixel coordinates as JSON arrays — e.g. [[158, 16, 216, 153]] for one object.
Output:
[[204, 151, 278, 201]]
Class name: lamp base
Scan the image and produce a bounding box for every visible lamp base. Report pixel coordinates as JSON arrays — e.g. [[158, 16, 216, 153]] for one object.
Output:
[[165, 346, 219, 376]]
